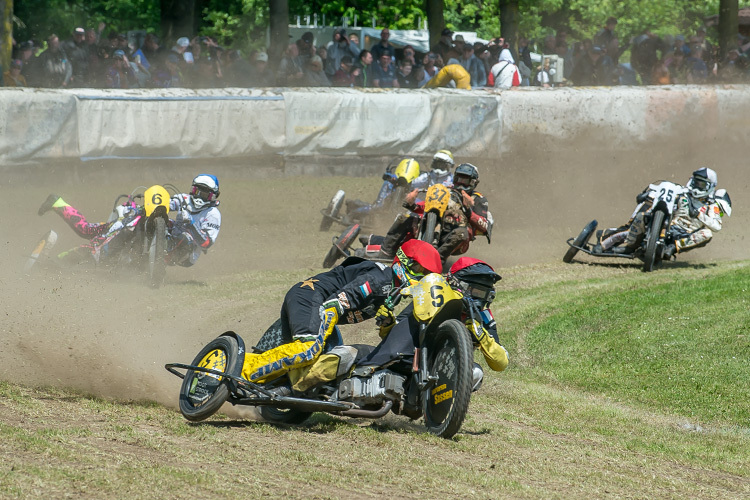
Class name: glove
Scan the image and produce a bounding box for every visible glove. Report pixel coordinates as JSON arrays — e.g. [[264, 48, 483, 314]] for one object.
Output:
[[466, 319, 486, 344], [178, 210, 192, 223], [636, 191, 650, 204], [402, 189, 419, 208], [375, 304, 395, 327], [320, 298, 344, 318]]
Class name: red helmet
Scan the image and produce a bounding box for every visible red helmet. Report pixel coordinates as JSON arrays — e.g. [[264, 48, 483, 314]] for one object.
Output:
[[448, 257, 501, 307], [393, 240, 442, 285]]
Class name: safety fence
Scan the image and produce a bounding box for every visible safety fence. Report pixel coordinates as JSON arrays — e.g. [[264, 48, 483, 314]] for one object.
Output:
[[2, 85, 749, 165]]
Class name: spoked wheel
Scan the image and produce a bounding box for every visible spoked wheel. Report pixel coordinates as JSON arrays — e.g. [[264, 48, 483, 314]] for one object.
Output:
[[148, 217, 168, 288], [419, 212, 439, 246], [322, 224, 361, 268], [179, 336, 240, 422], [643, 211, 665, 272], [320, 190, 345, 232], [422, 319, 473, 439], [563, 219, 598, 263]]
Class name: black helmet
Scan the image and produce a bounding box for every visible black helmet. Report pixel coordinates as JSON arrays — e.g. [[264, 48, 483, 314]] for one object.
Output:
[[454, 163, 479, 191], [448, 257, 501, 308]]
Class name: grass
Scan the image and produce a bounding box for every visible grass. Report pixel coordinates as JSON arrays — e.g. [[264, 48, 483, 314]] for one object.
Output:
[[1, 260, 749, 499]]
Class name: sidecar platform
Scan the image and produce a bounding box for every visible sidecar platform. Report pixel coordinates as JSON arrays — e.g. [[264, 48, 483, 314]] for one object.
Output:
[[565, 238, 637, 260], [165, 362, 355, 413]]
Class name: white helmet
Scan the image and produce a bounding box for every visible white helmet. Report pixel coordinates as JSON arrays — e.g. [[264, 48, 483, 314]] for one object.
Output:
[[686, 167, 717, 200], [714, 188, 731, 217], [431, 149, 454, 176], [190, 174, 220, 210]]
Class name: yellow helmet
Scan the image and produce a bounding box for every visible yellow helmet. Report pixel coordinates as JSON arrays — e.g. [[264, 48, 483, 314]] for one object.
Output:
[[393, 158, 421, 184]]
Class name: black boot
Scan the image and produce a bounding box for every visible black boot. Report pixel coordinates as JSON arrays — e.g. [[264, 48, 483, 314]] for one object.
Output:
[[663, 243, 677, 260], [38, 194, 61, 216]]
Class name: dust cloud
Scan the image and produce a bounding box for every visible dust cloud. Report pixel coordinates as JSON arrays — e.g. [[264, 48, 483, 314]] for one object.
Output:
[[1, 134, 747, 405]]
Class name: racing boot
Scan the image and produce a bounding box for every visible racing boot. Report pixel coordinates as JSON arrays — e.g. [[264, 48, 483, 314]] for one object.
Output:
[[662, 243, 677, 260], [38, 194, 66, 216], [591, 243, 603, 254], [611, 245, 634, 255]]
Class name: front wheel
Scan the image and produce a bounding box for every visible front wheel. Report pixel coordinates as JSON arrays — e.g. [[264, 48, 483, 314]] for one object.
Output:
[[643, 210, 665, 272], [322, 224, 360, 268], [320, 190, 345, 232], [563, 220, 598, 263], [148, 217, 167, 288], [179, 336, 240, 422], [422, 319, 474, 439]]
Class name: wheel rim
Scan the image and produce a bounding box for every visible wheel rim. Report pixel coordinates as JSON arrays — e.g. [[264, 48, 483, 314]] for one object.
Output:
[[186, 348, 227, 408]]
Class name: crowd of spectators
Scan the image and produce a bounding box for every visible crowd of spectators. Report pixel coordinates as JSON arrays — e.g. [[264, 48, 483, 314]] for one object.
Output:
[[3, 17, 749, 90]]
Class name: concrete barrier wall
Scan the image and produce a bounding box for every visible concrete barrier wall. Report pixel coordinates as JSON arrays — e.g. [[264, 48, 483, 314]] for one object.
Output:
[[2, 85, 750, 165]]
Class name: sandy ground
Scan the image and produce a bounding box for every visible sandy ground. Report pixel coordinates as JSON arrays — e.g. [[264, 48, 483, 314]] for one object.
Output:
[[0, 141, 747, 406]]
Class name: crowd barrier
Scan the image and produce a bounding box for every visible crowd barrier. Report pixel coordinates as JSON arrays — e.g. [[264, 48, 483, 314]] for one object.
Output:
[[2, 85, 750, 165]]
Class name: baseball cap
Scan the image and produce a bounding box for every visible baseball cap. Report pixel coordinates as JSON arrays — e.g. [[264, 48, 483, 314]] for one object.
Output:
[[176, 37, 190, 48], [255, 51, 268, 62], [301, 32, 314, 43], [441, 28, 454, 37], [112, 49, 126, 59], [74, 27, 85, 35]]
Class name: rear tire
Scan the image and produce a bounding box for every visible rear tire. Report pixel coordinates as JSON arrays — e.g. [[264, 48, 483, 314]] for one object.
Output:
[[420, 212, 439, 246], [563, 220, 598, 263], [422, 319, 473, 439], [643, 210, 665, 272], [320, 190, 345, 232], [259, 406, 312, 425], [148, 217, 168, 288], [179, 336, 239, 422]]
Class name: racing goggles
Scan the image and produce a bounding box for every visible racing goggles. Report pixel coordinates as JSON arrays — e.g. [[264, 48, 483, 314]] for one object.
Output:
[[453, 174, 472, 190], [431, 159, 451, 172], [464, 282, 496, 306], [191, 184, 216, 202], [691, 177, 709, 190], [395, 258, 428, 285]]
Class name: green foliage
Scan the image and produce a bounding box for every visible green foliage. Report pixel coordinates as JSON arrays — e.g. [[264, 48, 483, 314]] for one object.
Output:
[[14, 0, 159, 42]]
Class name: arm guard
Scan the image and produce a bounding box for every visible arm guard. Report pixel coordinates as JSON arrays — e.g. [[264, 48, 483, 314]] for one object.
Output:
[[467, 320, 509, 372]]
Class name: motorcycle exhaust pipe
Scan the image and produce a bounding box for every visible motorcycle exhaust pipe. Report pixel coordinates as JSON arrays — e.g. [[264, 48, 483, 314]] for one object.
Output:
[[339, 400, 393, 418]]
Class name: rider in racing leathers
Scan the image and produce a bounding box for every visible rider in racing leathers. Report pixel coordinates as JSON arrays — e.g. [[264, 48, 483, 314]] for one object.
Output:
[[240, 240, 443, 391], [378, 162, 492, 261], [168, 174, 222, 267], [359, 257, 508, 391], [37, 174, 221, 266], [596, 167, 728, 257]]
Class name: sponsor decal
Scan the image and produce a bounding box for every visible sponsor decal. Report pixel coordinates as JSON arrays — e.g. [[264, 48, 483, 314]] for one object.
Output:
[[353, 311, 364, 322], [431, 383, 447, 395], [346, 312, 355, 323], [381, 284, 393, 294], [337, 292, 350, 309], [300, 278, 319, 290], [434, 389, 453, 405], [480, 309, 494, 322], [205, 222, 220, 230], [359, 281, 372, 297]]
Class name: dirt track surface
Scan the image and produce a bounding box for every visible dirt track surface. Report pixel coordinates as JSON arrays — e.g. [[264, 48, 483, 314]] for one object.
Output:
[[1, 143, 748, 402]]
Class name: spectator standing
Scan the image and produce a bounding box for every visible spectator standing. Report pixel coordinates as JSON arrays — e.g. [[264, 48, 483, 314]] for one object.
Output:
[[3, 59, 27, 87], [370, 28, 394, 63], [667, 49, 688, 84], [277, 43, 304, 86], [132, 34, 161, 71], [686, 46, 708, 84], [431, 28, 455, 61], [332, 55, 356, 87], [38, 34, 72, 88], [105, 50, 136, 88], [396, 60, 419, 88], [373, 52, 399, 88], [594, 17, 622, 64], [488, 48, 520, 89], [353, 49, 373, 87], [64, 27, 90, 87], [460, 43, 487, 87], [420, 52, 440, 86], [402, 45, 417, 67], [325, 29, 360, 77], [631, 31, 664, 85], [171, 37, 191, 63], [297, 32, 316, 67], [303, 55, 331, 87], [516, 36, 533, 86], [152, 53, 185, 88], [16, 41, 38, 85], [247, 51, 273, 87]]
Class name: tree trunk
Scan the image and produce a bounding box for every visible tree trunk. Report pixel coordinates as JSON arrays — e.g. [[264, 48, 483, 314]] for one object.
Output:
[[718, 0, 739, 63], [160, 0, 202, 43], [499, 0, 519, 56], [269, 0, 289, 68], [425, 0, 444, 52], [1, 0, 11, 74]]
